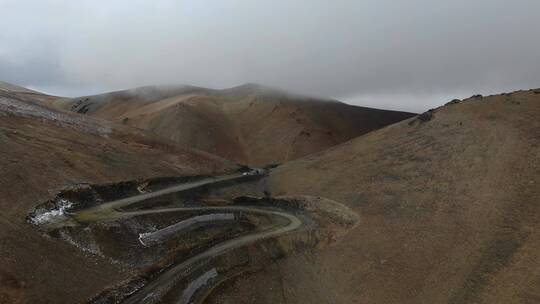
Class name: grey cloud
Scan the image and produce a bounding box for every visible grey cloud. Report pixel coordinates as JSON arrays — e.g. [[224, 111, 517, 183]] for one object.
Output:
[[1, 0, 539, 111]]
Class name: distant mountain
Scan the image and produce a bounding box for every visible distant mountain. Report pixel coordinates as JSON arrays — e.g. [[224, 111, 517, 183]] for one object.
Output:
[[54, 83, 415, 166]]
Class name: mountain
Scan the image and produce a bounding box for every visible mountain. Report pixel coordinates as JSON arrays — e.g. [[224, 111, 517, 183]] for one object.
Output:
[[228, 89, 539, 304], [0, 86, 237, 303], [54, 83, 415, 166], [2, 80, 539, 304]]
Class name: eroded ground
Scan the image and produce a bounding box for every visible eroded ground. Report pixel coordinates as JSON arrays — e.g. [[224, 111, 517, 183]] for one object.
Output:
[[27, 170, 358, 304]]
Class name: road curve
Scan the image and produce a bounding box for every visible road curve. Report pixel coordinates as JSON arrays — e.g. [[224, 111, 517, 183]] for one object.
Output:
[[121, 205, 303, 304], [74, 172, 246, 223], [32, 170, 309, 304]]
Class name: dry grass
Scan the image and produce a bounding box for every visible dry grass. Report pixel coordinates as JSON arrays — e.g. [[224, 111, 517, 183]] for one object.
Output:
[[0, 92, 236, 303], [54, 85, 414, 166], [211, 90, 540, 304]]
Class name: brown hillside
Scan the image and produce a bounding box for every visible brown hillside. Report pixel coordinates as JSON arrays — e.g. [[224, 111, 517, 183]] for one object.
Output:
[[2, 81, 539, 304], [56, 84, 414, 166], [211, 89, 540, 303], [0, 88, 236, 303]]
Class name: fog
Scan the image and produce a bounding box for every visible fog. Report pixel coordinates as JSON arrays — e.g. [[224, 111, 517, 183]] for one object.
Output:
[[1, 0, 539, 111]]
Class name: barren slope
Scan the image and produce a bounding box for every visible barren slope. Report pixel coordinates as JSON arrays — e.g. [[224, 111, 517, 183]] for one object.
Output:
[[211, 90, 540, 304], [197, 90, 540, 304], [0, 88, 236, 303], [57, 84, 414, 166], [0, 80, 63, 106]]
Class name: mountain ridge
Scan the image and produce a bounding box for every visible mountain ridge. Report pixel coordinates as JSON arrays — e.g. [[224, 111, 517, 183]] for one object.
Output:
[[48, 82, 415, 166]]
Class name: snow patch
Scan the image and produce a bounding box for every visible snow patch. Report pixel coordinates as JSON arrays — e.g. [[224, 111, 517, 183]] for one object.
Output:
[[58, 229, 103, 257], [138, 213, 235, 247], [30, 199, 73, 225]]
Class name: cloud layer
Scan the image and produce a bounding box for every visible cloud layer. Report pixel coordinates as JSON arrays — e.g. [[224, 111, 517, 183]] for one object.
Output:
[[1, 0, 539, 111]]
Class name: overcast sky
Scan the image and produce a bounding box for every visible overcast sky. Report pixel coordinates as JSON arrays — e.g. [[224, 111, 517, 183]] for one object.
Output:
[[1, 0, 539, 111]]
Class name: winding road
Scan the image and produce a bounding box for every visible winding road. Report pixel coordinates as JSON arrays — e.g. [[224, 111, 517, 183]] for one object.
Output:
[[74, 172, 247, 223], [122, 205, 303, 304], [34, 170, 309, 303]]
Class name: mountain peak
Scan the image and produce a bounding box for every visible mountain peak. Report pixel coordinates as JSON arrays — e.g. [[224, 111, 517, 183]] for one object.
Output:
[[223, 83, 275, 95], [221, 83, 315, 101]]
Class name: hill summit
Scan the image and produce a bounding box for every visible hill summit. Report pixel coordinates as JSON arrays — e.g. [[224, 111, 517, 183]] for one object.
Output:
[[54, 83, 414, 166]]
